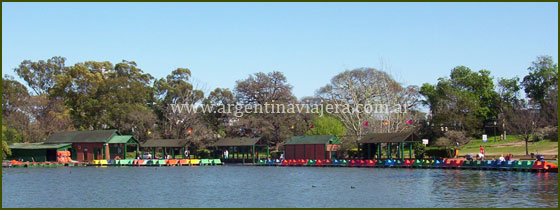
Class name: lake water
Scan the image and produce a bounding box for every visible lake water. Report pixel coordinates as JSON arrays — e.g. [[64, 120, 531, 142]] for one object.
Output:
[[2, 166, 558, 208]]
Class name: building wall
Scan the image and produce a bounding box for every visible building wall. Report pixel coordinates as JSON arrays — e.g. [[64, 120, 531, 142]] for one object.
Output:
[[285, 144, 328, 160], [72, 143, 104, 162], [294, 144, 305, 159], [10, 146, 71, 162], [9, 149, 47, 162], [315, 144, 326, 160], [304, 145, 314, 159], [285, 145, 294, 159], [285, 145, 305, 159]]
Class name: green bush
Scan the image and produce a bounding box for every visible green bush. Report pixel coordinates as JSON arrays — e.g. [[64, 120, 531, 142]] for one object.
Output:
[[270, 151, 283, 159], [433, 130, 472, 150], [337, 139, 357, 159], [196, 149, 211, 158], [535, 126, 558, 142], [425, 148, 454, 158], [412, 142, 426, 159], [532, 135, 544, 142], [548, 130, 558, 142], [346, 148, 359, 158], [2, 140, 11, 160]]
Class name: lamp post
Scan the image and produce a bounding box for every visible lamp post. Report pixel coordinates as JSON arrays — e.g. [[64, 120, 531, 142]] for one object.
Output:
[[493, 121, 497, 142]]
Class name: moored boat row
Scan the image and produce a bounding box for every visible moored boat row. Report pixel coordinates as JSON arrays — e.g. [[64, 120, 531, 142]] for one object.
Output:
[[2, 159, 224, 167], [5, 158, 557, 173], [256, 159, 558, 173]]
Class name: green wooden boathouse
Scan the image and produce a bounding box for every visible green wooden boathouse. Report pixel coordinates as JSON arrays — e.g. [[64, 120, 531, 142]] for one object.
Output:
[[7, 143, 72, 162], [357, 131, 422, 161], [213, 137, 268, 164]]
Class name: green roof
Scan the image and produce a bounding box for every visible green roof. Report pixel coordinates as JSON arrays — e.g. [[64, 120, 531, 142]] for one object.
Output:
[[108, 135, 138, 144], [9, 143, 72, 150], [285, 135, 340, 145], [140, 139, 187, 148], [44, 130, 118, 144], [213, 137, 262, 147]]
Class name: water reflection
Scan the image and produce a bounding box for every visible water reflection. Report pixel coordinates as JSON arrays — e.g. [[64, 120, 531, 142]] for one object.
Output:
[[2, 167, 557, 208], [429, 170, 558, 208]]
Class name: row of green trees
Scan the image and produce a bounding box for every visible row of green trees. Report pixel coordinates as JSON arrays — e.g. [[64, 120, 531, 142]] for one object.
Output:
[[2, 55, 557, 158], [419, 56, 558, 154], [2, 58, 356, 156]]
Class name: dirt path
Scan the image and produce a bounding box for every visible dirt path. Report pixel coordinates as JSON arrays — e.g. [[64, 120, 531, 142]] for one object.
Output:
[[481, 148, 558, 156], [538, 147, 559, 155], [492, 141, 527, 147], [485, 141, 558, 155]]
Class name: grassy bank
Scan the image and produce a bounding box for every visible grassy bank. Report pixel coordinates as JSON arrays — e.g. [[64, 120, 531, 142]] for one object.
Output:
[[458, 135, 558, 156]]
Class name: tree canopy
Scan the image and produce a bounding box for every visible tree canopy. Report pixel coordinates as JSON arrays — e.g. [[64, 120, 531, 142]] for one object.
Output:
[[304, 116, 346, 137], [2, 55, 557, 156], [420, 66, 500, 137]]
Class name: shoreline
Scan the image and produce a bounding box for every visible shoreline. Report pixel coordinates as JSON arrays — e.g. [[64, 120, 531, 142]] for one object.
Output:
[[3, 158, 557, 173]]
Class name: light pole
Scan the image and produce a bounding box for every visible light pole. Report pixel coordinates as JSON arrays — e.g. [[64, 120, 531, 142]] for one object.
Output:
[[493, 121, 497, 142], [503, 122, 506, 140]]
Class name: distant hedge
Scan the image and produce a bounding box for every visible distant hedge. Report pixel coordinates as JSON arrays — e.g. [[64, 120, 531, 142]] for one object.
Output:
[[196, 149, 211, 158], [270, 151, 283, 159], [424, 148, 454, 158]]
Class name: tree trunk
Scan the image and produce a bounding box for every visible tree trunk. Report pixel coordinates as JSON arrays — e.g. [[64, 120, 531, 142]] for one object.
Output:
[[525, 137, 529, 156]]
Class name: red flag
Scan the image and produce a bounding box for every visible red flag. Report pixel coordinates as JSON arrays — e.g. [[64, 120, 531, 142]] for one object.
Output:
[[364, 121, 369, 127], [406, 120, 413, 125]]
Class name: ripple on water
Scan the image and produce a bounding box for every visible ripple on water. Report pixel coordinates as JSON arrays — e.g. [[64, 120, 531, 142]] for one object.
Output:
[[2, 167, 558, 208]]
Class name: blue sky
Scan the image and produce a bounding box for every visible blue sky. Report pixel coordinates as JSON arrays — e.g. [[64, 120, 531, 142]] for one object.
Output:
[[2, 2, 558, 99]]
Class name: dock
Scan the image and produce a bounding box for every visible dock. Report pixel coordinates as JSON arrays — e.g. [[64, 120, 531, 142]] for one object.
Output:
[[2, 158, 224, 168], [254, 159, 558, 173]]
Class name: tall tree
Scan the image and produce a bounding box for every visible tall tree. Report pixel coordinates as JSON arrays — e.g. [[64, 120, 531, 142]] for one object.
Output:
[[522, 56, 558, 106], [203, 88, 236, 137], [317, 68, 420, 140], [235, 71, 294, 104], [496, 77, 521, 137], [304, 116, 346, 137], [52, 61, 107, 129], [433, 130, 472, 151], [2, 139, 11, 160], [3, 74, 72, 143], [449, 67, 499, 121], [420, 66, 499, 137], [521, 56, 558, 127], [497, 77, 521, 109], [104, 60, 155, 135], [53, 60, 156, 138], [28, 95, 74, 141], [14, 56, 66, 95], [234, 71, 298, 147], [2, 125, 25, 145], [505, 100, 540, 155], [2, 75, 29, 116], [153, 68, 209, 148], [2, 76, 31, 135]]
